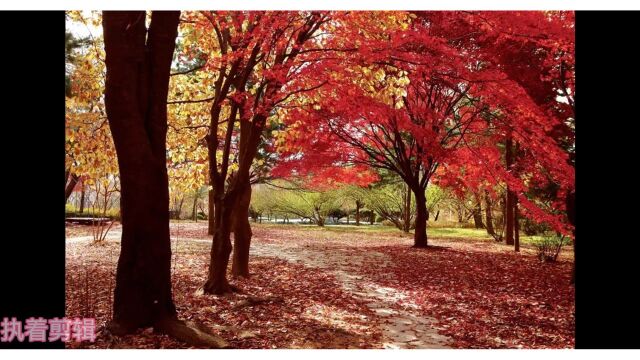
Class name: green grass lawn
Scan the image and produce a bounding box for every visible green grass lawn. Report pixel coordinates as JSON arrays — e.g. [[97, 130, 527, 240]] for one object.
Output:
[[249, 221, 547, 245]]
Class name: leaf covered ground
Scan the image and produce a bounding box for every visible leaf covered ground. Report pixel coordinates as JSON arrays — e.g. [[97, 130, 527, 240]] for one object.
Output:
[[65, 222, 574, 348]]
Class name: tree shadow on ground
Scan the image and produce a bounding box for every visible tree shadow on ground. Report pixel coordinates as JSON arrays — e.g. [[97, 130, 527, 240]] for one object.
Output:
[[346, 244, 574, 348], [65, 239, 383, 348]]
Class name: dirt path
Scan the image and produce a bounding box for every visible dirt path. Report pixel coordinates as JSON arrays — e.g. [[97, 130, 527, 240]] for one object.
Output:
[[249, 242, 451, 349], [66, 232, 451, 349]]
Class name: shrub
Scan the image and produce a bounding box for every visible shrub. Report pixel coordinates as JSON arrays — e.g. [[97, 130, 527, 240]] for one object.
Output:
[[522, 218, 549, 236], [534, 233, 570, 262]]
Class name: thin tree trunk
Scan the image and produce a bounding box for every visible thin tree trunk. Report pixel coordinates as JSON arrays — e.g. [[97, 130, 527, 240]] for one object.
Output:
[[403, 185, 411, 233], [177, 197, 184, 219], [204, 188, 234, 295], [514, 195, 520, 252], [192, 191, 199, 221], [65, 174, 79, 203], [513, 141, 521, 252], [79, 182, 86, 213], [484, 189, 495, 237], [473, 201, 484, 229], [434, 210, 440, 221], [505, 135, 515, 245], [566, 190, 575, 284], [205, 107, 265, 294], [355, 201, 361, 226]]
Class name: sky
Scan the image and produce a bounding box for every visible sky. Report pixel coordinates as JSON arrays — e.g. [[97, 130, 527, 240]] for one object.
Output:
[[66, 11, 102, 39]]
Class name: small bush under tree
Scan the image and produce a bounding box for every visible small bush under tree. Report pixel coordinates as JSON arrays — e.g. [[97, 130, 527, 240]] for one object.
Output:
[[534, 233, 570, 263]]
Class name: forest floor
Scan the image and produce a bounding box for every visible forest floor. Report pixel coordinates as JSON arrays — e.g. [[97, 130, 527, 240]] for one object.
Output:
[[65, 222, 574, 349]]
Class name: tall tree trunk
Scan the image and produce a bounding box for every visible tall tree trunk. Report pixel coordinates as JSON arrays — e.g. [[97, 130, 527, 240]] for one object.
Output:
[[231, 182, 252, 278], [205, 108, 265, 294], [566, 190, 575, 284], [177, 197, 184, 219], [513, 141, 521, 251], [505, 135, 515, 245], [472, 197, 484, 229], [65, 174, 79, 203], [355, 201, 361, 226], [413, 187, 428, 248], [370, 212, 375, 225], [103, 10, 180, 333], [204, 187, 235, 295], [403, 185, 411, 233], [514, 196, 520, 252], [79, 182, 86, 213], [434, 210, 440, 221], [484, 189, 495, 237], [208, 189, 214, 235], [457, 204, 464, 223], [192, 191, 199, 221]]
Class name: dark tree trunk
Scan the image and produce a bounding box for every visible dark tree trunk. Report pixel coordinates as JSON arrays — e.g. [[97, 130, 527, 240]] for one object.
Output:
[[403, 186, 411, 233], [434, 210, 440, 221], [231, 182, 252, 278], [514, 196, 520, 252], [103, 11, 180, 333], [484, 190, 495, 237], [192, 191, 199, 221], [472, 199, 484, 229], [79, 182, 86, 213], [370, 212, 375, 225], [505, 192, 515, 245], [355, 201, 361, 226], [505, 135, 515, 245], [566, 190, 575, 284], [65, 174, 79, 203], [413, 188, 428, 248], [205, 108, 265, 294], [208, 189, 214, 235], [177, 197, 184, 219], [204, 188, 234, 295]]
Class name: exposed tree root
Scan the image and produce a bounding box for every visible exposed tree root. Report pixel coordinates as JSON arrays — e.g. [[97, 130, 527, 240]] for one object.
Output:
[[106, 318, 229, 348], [154, 318, 229, 348], [200, 280, 244, 296]]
